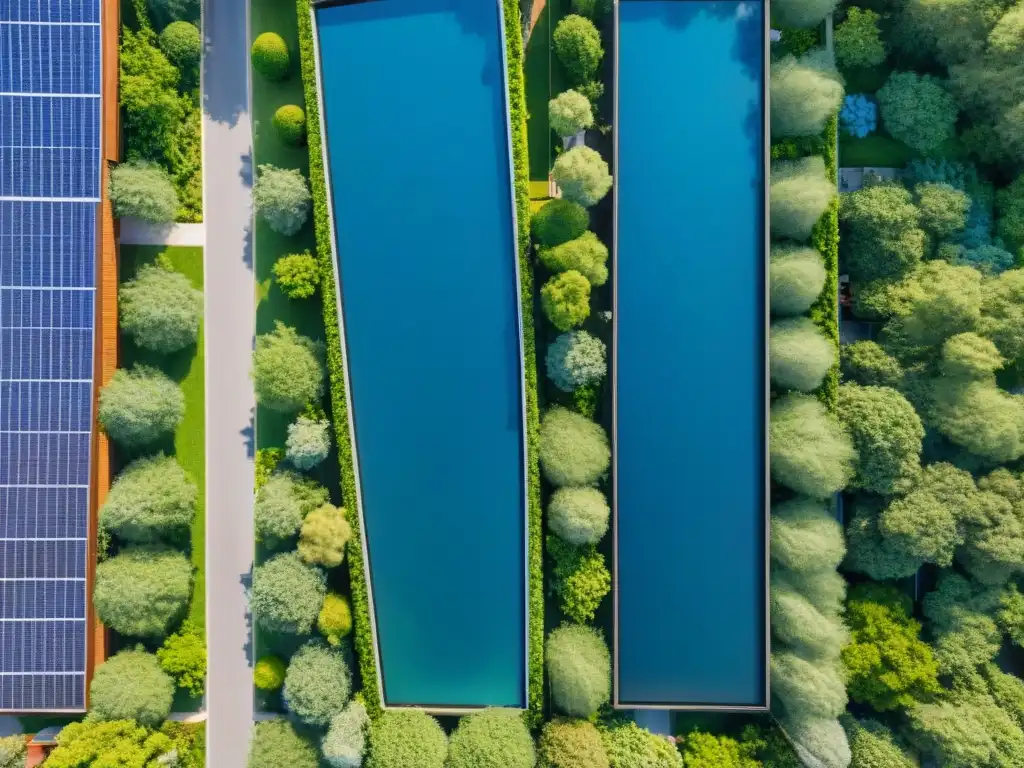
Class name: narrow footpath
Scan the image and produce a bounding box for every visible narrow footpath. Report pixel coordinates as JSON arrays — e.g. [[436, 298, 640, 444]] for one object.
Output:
[[202, 0, 257, 764]]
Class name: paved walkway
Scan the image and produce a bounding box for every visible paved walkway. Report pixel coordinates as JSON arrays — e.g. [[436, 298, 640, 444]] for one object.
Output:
[[119, 219, 206, 246], [202, 0, 257, 764]]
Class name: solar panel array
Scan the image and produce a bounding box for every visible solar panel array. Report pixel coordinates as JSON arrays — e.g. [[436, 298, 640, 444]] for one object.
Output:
[[0, 0, 101, 712]]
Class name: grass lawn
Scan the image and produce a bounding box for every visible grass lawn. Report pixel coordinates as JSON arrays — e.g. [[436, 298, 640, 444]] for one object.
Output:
[[524, 0, 569, 183], [839, 132, 965, 169], [118, 246, 206, 637], [250, 0, 327, 451]]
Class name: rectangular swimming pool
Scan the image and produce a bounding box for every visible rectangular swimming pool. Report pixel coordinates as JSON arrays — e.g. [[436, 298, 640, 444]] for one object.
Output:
[[614, 0, 768, 708], [313, 0, 527, 709]]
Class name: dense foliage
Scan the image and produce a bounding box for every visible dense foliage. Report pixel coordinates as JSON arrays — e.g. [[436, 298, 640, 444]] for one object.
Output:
[[447, 708, 536, 768], [366, 711, 447, 768], [46, 721, 172, 768], [273, 251, 320, 299], [770, 245, 827, 317], [552, 147, 613, 208], [548, 535, 610, 623], [251, 551, 326, 635], [841, 182, 925, 283], [283, 642, 351, 727], [248, 720, 319, 768], [89, 649, 174, 727], [546, 330, 607, 393], [99, 365, 184, 447], [298, 504, 352, 568], [837, 384, 923, 496], [120, 262, 203, 353], [771, 157, 836, 241], [771, 50, 845, 138], [539, 719, 609, 768], [100, 454, 196, 543], [0, 737, 24, 768], [550, 89, 594, 138], [877, 72, 958, 154], [110, 161, 180, 223], [548, 486, 610, 546], [273, 104, 307, 147], [770, 317, 836, 392], [533, 199, 590, 248], [540, 231, 609, 286], [254, 655, 286, 691], [600, 722, 683, 768], [835, 7, 886, 68], [318, 592, 353, 646], [286, 415, 331, 470], [322, 700, 369, 768], [94, 545, 191, 638], [157, 620, 206, 696], [841, 716, 916, 768], [770, 394, 857, 498], [254, 471, 328, 548], [159, 21, 201, 69], [542, 270, 592, 331], [254, 165, 311, 236], [553, 15, 604, 85], [252, 322, 324, 412], [251, 32, 290, 81], [539, 407, 610, 487], [547, 624, 611, 717]]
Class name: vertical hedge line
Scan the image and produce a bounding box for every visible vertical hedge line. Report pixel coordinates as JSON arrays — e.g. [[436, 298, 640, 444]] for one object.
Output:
[[294, 0, 382, 717], [809, 114, 840, 409]]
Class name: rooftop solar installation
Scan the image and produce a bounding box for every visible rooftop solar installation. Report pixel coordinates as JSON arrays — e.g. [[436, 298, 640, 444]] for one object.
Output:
[[0, 0, 101, 713]]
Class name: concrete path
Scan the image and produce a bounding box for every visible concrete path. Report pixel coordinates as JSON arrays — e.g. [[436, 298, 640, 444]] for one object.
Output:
[[119, 219, 206, 246], [202, 0, 256, 765]]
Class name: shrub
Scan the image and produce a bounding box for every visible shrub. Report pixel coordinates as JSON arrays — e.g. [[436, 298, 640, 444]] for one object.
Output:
[[254, 471, 328, 548], [283, 642, 351, 727], [552, 147, 612, 207], [272, 104, 307, 147], [89, 648, 173, 727], [770, 497, 845, 573], [318, 592, 352, 646], [157, 620, 205, 696], [841, 717, 916, 768], [542, 270, 591, 331], [147, 0, 199, 26], [94, 546, 191, 638], [252, 32, 290, 81], [941, 332, 1004, 379], [254, 655, 286, 691], [109, 161, 179, 223], [119, 27, 182, 163], [840, 93, 878, 139], [547, 624, 610, 717], [549, 536, 611, 624], [769, 317, 836, 392], [677, 731, 760, 768], [532, 199, 589, 248], [601, 722, 683, 768], [981, 268, 1024, 361], [571, 0, 611, 20], [770, 394, 856, 498], [120, 263, 202, 353], [771, 580, 849, 659], [252, 322, 324, 412], [540, 231, 609, 286], [248, 720, 319, 768], [901, 261, 983, 348], [546, 330, 607, 393], [159, 21, 201, 69], [769, 245, 826, 317], [447, 708, 536, 768], [997, 174, 1024, 253], [837, 384, 923, 496], [931, 378, 1024, 463], [286, 415, 331, 470], [914, 182, 970, 239], [771, 651, 847, 719], [323, 700, 369, 768], [841, 183, 925, 282], [99, 365, 184, 448], [100, 454, 196, 543], [254, 164, 311, 236], [783, 716, 850, 768], [539, 407, 610, 487], [771, 50, 844, 138], [553, 15, 604, 85], [770, 157, 836, 241], [539, 719, 609, 768], [772, 0, 838, 28], [955, 244, 1015, 275], [835, 7, 886, 68], [273, 251, 320, 299], [299, 504, 352, 568], [877, 72, 958, 154], [550, 89, 594, 138], [0, 736, 25, 768], [548, 486, 609, 546], [367, 710, 447, 768], [251, 551, 326, 635], [840, 341, 903, 388]]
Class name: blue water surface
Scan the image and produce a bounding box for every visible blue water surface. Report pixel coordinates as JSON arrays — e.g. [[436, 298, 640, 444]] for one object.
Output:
[[315, 0, 526, 709], [616, 0, 767, 707]]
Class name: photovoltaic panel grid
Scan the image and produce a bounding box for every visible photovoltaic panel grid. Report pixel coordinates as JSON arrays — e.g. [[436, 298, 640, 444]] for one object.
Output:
[[0, 0, 101, 712]]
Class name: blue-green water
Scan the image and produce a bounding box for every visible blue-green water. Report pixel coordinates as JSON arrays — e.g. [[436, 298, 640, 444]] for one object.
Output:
[[315, 0, 526, 709], [616, 0, 766, 707]]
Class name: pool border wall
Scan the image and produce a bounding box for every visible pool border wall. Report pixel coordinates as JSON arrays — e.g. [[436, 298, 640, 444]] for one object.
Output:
[[610, 0, 771, 711], [306, 0, 532, 714]]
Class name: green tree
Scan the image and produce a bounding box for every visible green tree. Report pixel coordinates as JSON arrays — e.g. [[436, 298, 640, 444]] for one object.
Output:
[[550, 89, 594, 138], [770, 394, 857, 498], [915, 182, 971, 239], [367, 710, 447, 768], [877, 72, 958, 154], [273, 105, 306, 147], [932, 377, 1024, 462], [254, 656, 286, 691], [254, 165, 311, 236], [532, 199, 589, 248], [251, 32, 290, 81], [769, 245, 826, 317], [252, 322, 324, 412], [540, 231, 609, 286], [539, 407, 610, 487], [835, 7, 886, 68], [547, 625, 611, 717], [248, 720, 319, 768], [981, 268, 1024, 361], [89, 649, 174, 727], [542, 271, 591, 331], [840, 183, 925, 283], [286, 415, 331, 470], [110, 160, 180, 223], [273, 251, 320, 299], [845, 495, 928, 580], [120, 262, 202, 353], [539, 719, 609, 768], [254, 471, 328, 548], [771, 497, 845, 573], [99, 365, 184, 448], [769, 317, 836, 392], [901, 261, 983, 348], [322, 700, 369, 768], [770, 157, 836, 241], [298, 504, 352, 568], [841, 341, 904, 388], [46, 721, 173, 768], [100, 454, 196, 543], [771, 650, 847, 719], [837, 384, 923, 495], [552, 147, 612, 207], [94, 545, 191, 638], [548, 486, 609, 546], [996, 175, 1024, 254], [119, 28, 182, 163], [283, 642, 351, 727], [251, 551, 326, 635], [548, 536, 611, 624], [772, 0, 839, 28], [999, 583, 1024, 647], [147, 0, 199, 26], [942, 332, 1005, 379], [159, 21, 201, 69], [554, 15, 604, 85], [546, 330, 607, 393], [677, 731, 759, 768], [318, 592, 352, 646], [601, 722, 683, 768], [0, 736, 25, 768], [157, 620, 206, 696], [770, 50, 844, 138], [782, 716, 850, 768], [447, 709, 535, 768], [842, 584, 941, 711], [771, 579, 849, 660], [841, 716, 915, 768]]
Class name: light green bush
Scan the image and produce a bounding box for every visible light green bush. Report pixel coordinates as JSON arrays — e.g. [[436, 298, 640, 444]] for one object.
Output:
[[941, 332, 1004, 380], [552, 147, 612, 207], [540, 407, 610, 487], [100, 454, 196, 543], [771, 651, 847, 719], [540, 231, 609, 286], [539, 719, 609, 768], [447, 709, 536, 768], [283, 642, 351, 727], [248, 720, 319, 768], [251, 551, 326, 635], [553, 15, 604, 85], [322, 700, 369, 768], [550, 89, 594, 138], [273, 251, 320, 299], [159, 21, 201, 69], [366, 711, 446, 768], [94, 545, 191, 638], [546, 330, 607, 393], [770, 157, 836, 241], [771, 50, 844, 138], [254, 655, 286, 691], [548, 486, 609, 546], [89, 648, 174, 727], [770, 497, 845, 573], [770, 317, 836, 392], [571, 0, 611, 20], [0, 736, 25, 768], [254, 164, 311, 236], [109, 161, 179, 224], [157, 620, 205, 697], [252, 32, 290, 81], [770, 245, 826, 317], [770, 394, 856, 498], [120, 263, 202, 353], [254, 471, 328, 548], [771, 579, 849, 659], [532, 199, 589, 248], [547, 624, 610, 717], [252, 322, 324, 413], [286, 415, 331, 470], [840, 183, 925, 282], [877, 72, 958, 154], [273, 104, 306, 147], [840, 340, 903, 388], [318, 592, 352, 646], [600, 722, 682, 768], [835, 7, 886, 68], [298, 504, 352, 568], [783, 716, 850, 768], [914, 182, 970, 238], [549, 536, 610, 624], [542, 270, 591, 331], [841, 716, 916, 768]]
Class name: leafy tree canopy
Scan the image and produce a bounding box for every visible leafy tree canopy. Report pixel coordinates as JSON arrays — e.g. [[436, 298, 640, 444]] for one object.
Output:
[[447, 709, 536, 768], [770, 394, 857, 498], [770, 50, 844, 138], [254, 165, 311, 236], [99, 365, 184, 448], [770, 317, 836, 393], [254, 471, 328, 548], [94, 545, 191, 639], [367, 711, 447, 768], [837, 383, 923, 495], [769, 244, 826, 317], [100, 454, 196, 543], [538, 719, 609, 768], [283, 642, 351, 727], [252, 322, 324, 413], [552, 146, 612, 208], [877, 72, 958, 154], [547, 624, 611, 718], [770, 496, 845, 574], [248, 720, 319, 768], [89, 649, 174, 728], [540, 407, 610, 487], [550, 89, 594, 138], [298, 504, 352, 568], [47, 721, 173, 768], [251, 551, 326, 635], [770, 157, 836, 242]]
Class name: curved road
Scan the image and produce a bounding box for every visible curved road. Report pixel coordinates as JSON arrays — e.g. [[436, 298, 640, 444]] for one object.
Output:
[[202, 0, 256, 764]]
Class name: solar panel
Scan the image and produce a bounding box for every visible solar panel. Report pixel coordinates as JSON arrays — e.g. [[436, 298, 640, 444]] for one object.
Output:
[[0, 0, 100, 712]]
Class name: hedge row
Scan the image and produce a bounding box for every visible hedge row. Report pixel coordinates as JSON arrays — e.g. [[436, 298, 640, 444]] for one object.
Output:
[[809, 114, 840, 409], [295, 0, 382, 717]]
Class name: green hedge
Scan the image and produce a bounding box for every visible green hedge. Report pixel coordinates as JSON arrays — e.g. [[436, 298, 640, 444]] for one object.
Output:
[[808, 114, 840, 410], [296, 0, 543, 723]]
